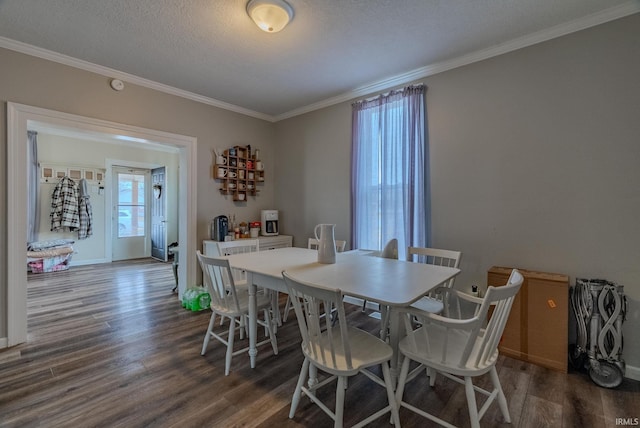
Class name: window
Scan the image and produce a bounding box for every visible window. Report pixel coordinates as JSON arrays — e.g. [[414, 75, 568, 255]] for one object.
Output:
[[351, 85, 428, 260], [117, 173, 145, 237]]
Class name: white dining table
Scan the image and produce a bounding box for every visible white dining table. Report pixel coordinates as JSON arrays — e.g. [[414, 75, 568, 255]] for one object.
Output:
[[224, 247, 460, 378]]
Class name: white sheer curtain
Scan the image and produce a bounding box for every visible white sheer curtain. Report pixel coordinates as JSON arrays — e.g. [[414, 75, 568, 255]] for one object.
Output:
[[27, 130, 40, 244], [351, 85, 428, 261]]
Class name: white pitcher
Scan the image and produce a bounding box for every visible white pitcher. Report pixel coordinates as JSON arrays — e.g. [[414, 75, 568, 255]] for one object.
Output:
[[314, 224, 337, 264]]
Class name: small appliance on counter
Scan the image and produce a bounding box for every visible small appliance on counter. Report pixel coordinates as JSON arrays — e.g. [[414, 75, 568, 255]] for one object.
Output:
[[211, 215, 228, 241], [250, 222, 261, 238], [261, 210, 279, 236]]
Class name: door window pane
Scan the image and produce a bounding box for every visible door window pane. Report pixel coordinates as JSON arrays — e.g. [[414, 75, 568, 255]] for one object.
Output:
[[118, 173, 145, 237]]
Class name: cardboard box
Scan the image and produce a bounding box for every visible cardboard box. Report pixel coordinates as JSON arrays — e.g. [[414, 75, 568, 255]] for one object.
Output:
[[488, 266, 569, 372]]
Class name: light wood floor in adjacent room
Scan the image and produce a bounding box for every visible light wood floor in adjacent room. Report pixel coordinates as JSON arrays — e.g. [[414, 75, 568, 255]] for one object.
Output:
[[1, 259, 638, 427]]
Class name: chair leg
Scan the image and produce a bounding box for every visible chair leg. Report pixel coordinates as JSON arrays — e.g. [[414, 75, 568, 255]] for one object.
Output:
[[378, 304, 395, 341], [201, 311, 217, 355], [290, 357, 310, 418], [380, 306, 389, 340], [361, 299, 368, 312], [427, 367, 437, 386], [273, 292, 282, 328], [224, 317, 236, 376], [308, 363, 319, 390], [490, 366, 511, 423], [239, 314, 246, 340], [395, 356, 411, 407], [262, 310, 268, 337], [264, 308, 278, 355], [382, 362, 401, 427], [464, 376, 481, 428], [335, 376, 347, 428], [282, 295, 292, 322]]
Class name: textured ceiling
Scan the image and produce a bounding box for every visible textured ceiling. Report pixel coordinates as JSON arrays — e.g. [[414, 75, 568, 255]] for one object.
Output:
[[0, 0, 638, 120]]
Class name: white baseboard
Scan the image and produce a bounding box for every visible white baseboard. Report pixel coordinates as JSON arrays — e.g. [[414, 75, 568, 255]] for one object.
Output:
[[0, 337, 7, 349], [70, 258, 109, 266], [625, 364, 640, 381]]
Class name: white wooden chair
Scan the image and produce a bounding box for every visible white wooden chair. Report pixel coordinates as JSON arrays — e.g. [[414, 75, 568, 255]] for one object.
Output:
[[307, 237, 347, 252], [216, 239, 260, 286], [197, 251, 278, 375], [379, 246, 462, 340], [282, 271, 400, 428], [406, 246, 462, 315], [216, 239, 284, 328], [281, 238, 346, 322], [395, 269, 523, 428]]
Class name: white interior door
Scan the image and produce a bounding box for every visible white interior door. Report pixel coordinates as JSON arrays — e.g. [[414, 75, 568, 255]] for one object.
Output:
[[112, 166, 151, 261]]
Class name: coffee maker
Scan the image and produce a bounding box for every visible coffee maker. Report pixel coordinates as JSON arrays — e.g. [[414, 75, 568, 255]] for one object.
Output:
[[260, 210, 279, 236], [211, 215, 228, 241]]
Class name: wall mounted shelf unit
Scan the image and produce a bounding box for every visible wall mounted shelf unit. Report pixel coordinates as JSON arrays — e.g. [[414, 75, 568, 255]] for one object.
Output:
[[214, 145, 264, 202]]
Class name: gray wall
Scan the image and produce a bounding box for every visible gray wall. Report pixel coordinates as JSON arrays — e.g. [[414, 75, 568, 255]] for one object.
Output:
[[274, 14, 640, 370], [0, 47, 277, 340]]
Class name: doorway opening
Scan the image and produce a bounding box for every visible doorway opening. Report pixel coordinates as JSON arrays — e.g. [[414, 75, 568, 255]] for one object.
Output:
[[7, 102, 197, 347]]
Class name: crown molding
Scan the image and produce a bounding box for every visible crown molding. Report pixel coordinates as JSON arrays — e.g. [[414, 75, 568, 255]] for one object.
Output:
[[2, 1, 638, 123], [275, 2, 640, 121], [0, 36, 276, 122]]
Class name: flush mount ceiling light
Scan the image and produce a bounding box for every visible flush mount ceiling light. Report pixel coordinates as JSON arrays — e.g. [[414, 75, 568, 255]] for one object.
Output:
[[247, 0, 294, 33]]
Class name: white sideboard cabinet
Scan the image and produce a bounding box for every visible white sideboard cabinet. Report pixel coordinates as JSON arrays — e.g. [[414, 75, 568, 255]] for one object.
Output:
[[203, 235, 293, 256]]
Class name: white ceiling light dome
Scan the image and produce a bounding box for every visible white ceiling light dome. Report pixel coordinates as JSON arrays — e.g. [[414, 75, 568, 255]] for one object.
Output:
[[247, 0, 294, 33]]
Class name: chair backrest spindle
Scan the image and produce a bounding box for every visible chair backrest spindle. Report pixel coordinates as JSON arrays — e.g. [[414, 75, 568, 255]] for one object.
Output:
[[197, 251, 242, 315], [461, 269, 523, 369], [216, 239, 260, 283], [308, 238, 347, 253], [407, 246, 462, 288], [283, 271, 353, 371]]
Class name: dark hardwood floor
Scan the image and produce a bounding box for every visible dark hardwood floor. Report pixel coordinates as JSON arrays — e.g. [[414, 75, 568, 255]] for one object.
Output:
[[1, 259, 638, 427]]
